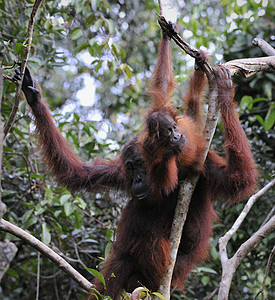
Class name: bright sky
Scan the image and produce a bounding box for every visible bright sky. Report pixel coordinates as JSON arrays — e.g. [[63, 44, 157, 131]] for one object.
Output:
[[161, 0, 180, 22], [74, 1, 180, 108]]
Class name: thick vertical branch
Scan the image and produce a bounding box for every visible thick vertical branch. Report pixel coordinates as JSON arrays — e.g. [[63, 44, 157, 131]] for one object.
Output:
[[4, 0, 43, 138], [156, 15, 275, 300], [157, 16, 219, 298]]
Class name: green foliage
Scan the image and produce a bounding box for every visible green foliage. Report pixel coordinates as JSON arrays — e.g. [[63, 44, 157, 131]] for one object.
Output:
[[1, 0, 274, 299]]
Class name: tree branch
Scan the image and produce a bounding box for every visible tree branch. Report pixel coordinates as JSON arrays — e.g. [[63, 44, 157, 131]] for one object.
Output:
[[218, 179, 275, 300], [253, 38, 275, 56], [220, 179, 275, 247], [254, 244, 275, 300], [0, 68, 7, 219], [155, 15, 275, 300], [158, 15, 275, 78], [158, 0, 163, 16], [4, 0, 43, 138], [0, 219, 93, 291], [224, 56, 275, 77], [157, 14, 219, 299]]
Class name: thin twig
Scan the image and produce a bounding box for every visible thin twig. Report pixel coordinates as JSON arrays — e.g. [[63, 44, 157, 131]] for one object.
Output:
[[4, 0, 43, 138], [0, 68, 7, 218], [218, 179, 275, 300], [158, 0, 163, 15], [157, 15, 213, 74], [253, 244, 275, 300], [1, 41, 11, 68], [36, 252, 41, 300], [220, 179, 275, 246], [261, 203, 275, 227], [3, 61, 17, 70]]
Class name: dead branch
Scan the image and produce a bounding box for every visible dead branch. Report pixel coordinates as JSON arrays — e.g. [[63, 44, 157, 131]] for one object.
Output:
[[220, 179, 275, 246], [224, 56, 275, 77], [0, 219, 93, 291], [253, 38, 275, 56], [218, 179, 275, 300]]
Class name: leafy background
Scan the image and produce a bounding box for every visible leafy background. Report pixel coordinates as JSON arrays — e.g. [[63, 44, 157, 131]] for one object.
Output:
[[0, 0, 274, 299]]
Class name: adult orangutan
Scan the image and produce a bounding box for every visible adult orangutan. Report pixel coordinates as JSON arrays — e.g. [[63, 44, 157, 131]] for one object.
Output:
[[13, 22, 257, 300]]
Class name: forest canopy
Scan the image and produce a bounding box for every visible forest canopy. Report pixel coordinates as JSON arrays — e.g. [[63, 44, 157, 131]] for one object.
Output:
[[0, 0, 274, 299]]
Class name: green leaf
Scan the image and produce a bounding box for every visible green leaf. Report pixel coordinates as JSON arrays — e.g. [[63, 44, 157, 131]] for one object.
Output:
[[60, 194, 71, 205], [74, 210, 83, 229], [105, 18, 115, 34], [264, 104, 275, 131], [73, 196, 87, 209], [19, 100, 26, 114], [104, 241, 112, 259], [30, 173, 44, 180], [71, 28, 82, 40], [255, 115, 264, 127], [196, 266, 217, 274], [75, 41, 89, 53], [240, 95, 253, 111], [88, 269, 106, 287], [64, 202, 75, 216], [7, 269, 19, 279], [54, 210, 62, 218], [125, 65, 133, 79], [2, 190, 17, 197], [111, 44, 119, 60], [22, 217, 38, 229], [201, 276, 210, 286], [91, 0, 99, 11], [21, 209, 34, 223], [42, 223, 51, 245], [94, 19, 103, 31], [15, 43, 26, 55], [44, 186, 53, 203], [152, 292, 166, 300], [95, 60, 103, 72]]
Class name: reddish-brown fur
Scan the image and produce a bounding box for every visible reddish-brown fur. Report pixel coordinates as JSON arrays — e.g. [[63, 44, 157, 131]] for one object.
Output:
[[137, 30, 258, 292], [17, 26, 257, 300]]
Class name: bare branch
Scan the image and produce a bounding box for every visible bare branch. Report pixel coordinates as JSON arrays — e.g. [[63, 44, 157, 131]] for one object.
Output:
[[0, 219, 93, 291], [158, 0, 163, 16], [157, 15, 219, 299], [156, 15, 275, 300], [218, 179, 275, 300], [224, 56, 275, 77], [0, 68, 7, 218], [254, 244, 275, 300], [157, 15, 275, 78], [220, 179, 275, 247], [4, 0, 43, 138], [157, 15, 213, 75], [253, 38, 275, 56]]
